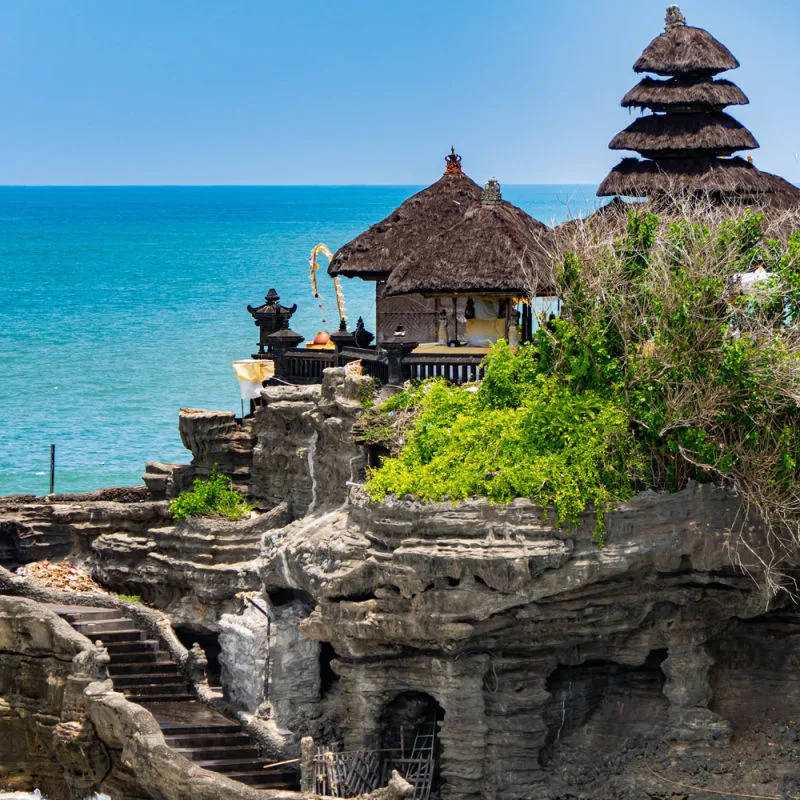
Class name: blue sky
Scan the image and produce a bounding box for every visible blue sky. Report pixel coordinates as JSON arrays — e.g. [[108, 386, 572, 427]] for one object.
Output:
[[2, 0, 799, 186]]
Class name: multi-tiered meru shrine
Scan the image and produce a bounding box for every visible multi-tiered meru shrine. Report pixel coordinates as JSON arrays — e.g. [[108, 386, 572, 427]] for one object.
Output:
[[598, 5, 800, 207]]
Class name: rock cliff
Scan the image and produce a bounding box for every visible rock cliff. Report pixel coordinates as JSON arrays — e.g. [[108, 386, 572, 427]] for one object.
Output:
[[3, 368, 800, 799]]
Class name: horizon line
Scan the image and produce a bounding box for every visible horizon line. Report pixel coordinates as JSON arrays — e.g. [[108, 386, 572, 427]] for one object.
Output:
[[0, 182, 601, 189]]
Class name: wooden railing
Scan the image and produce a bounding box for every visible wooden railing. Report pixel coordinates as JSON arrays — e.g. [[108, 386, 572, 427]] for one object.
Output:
[[281, 349, 339, 383], [403, 353, 485, 383], [276, 345, 486, 386], [340, 347, 390, 384]]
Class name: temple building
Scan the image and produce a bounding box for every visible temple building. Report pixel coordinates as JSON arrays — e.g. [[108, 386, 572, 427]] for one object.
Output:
[[328, 149, 553, 349], [598, 5, 800, 206]]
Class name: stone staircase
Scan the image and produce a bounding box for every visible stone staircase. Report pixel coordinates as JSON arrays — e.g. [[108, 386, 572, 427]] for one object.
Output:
[[56, 605, 297, 791]]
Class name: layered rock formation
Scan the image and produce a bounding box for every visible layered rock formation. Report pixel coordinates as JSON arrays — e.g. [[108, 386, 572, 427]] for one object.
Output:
[[256, 485, 800, 799], [4, 368, 800, 799]]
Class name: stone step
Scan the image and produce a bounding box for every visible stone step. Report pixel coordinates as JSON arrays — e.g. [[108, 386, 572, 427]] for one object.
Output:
[[136, 692, 196, 703], [224, 771, 295, 787], [175, 745, 261, 762], [73, 618, 137, 634], [82, 629, 143, 643], [53, 605, 295, 790], [193, 757, 270, 773], [103, 639, 161, 653], [109, 652, 171, 666], [159, 721, 241, 736], [62, 609, 127, 624], [165, 733, 252, 749], [125, 683, 194, 698], [109, 661, 180, 676], [113, 672, 184, 687]]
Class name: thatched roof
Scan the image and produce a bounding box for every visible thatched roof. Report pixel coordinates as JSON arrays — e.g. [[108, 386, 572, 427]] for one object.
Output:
[[634, 23, 739, 77], [597, 157, 800, 206], [383, 199, 555, 298], [555, 197, 634, 234], [610, 112, 757, 157], [622, 77, 747, 111], [328, 170, 482, 280]]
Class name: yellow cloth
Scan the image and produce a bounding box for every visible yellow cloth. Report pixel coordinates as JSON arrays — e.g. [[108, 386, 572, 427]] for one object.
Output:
[[305, 342, 336, 350], [412, 343, 490, 355], [232, 360, 275, 382], [465, 318, 506, 338]]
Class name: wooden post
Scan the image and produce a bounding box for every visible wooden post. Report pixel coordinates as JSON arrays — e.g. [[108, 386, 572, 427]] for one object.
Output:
[[49, 444, 55, 495], [300, 735, 315, 796]]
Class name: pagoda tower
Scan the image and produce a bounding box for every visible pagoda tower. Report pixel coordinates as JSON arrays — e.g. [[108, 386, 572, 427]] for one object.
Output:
[[598, 6, 800, 206]]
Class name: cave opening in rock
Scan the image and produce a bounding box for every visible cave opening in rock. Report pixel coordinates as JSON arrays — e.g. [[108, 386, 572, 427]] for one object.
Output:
[[268, 587, 315, 608], [174, 627, 222, 687], [319, 641, 339, 697], [380, 691, 445, 798], [540, 649, 668, 767], [709, 607, 800, 729]]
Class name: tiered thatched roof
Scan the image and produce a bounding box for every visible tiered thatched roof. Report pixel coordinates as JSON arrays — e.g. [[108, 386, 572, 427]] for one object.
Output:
[[329, 154, 554, 298], [633, 21, 739, 76], [598, 157, 800, 205], [621, 77, 747, 111], [598, 5, 800, 207], [384, 183, 554, 297], [609, 112, 758, 157], [328, 153, 482, 280]]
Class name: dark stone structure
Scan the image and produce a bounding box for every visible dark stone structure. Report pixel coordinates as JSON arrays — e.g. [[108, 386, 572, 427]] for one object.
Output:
[[246, 288, 298, 358]]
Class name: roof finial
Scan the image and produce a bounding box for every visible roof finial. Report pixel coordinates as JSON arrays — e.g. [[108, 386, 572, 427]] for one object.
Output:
[[665, 5, 686, 30], [444, 147, 463, 175], [482, 177, 502, 205]]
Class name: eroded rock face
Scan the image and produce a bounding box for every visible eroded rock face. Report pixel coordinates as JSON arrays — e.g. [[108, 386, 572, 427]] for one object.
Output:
[[256, 485, 800, 800], [218, 594, 270, 714], [249, 369, 369, 516], [5, 369, 800, 799], [176, 369, 370, 518]]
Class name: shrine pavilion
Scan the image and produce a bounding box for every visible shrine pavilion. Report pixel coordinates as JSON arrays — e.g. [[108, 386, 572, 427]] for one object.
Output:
[[328, 149, 554, 355]]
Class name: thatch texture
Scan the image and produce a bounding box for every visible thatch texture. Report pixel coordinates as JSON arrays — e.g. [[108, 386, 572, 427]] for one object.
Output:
[[383, 201, 555, 298], [555, 197, 634, 234], [328, 171, 482, 279], [610, 112, 757, 157], [622, 77, 747, 111], [597, 157, 800, 206], [634, 24, 739, 76]]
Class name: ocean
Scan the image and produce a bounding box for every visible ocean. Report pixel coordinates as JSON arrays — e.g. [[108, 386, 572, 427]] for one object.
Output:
[[0, 185, 600, 496]]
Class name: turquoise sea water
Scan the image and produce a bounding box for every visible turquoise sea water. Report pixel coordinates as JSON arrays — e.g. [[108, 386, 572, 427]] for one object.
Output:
[[0, 185, 600, 496]]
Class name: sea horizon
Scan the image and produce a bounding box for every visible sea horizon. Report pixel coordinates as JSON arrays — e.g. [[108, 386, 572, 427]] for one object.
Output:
[[0, 184, 601, 497]]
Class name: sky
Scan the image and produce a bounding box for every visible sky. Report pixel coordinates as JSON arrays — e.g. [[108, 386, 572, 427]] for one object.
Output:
[[1, 0, 799, 186]]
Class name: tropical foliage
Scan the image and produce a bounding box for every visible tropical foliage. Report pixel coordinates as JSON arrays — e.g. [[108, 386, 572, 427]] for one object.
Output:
[[169, 466, 253, 521], [364, 207, 800, 562]]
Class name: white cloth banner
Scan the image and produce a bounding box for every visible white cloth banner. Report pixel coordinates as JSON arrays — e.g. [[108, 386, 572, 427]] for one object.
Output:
[[232, 360, 275, 400]]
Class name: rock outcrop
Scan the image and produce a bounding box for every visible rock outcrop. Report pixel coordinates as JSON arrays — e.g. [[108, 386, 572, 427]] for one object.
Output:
[[176, 369, 369, 517], [4, 369, 800, 799], [256, 485, 800, 800]]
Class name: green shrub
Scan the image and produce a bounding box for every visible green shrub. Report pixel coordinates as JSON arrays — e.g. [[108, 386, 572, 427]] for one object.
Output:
[[366, 206, 800, 563], [169, 466, 253, 521], [115, 593, 142, 604], [367, 374, 643, 543]]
